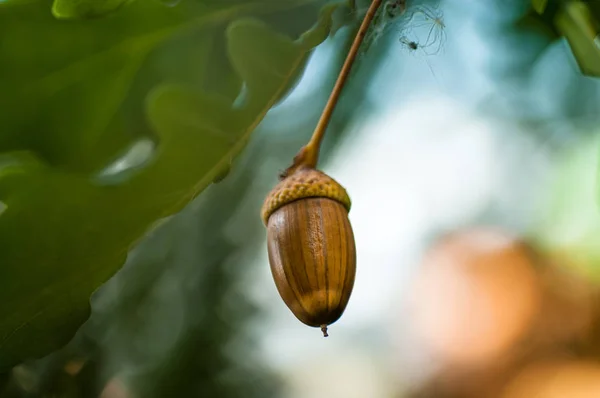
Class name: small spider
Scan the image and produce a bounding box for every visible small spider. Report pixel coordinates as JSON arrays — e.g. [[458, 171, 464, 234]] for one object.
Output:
[[407, 4, 447, 55], [400, 37, 419, 50]]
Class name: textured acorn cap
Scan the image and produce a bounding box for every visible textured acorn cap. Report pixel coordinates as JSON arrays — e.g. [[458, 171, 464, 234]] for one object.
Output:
[[261, 168, 351, 225]]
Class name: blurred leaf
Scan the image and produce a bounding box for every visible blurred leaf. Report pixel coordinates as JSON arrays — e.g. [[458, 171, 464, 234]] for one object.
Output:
[[531, 0, 548, 15], [330, 0, 356, 36], [212, 162, 232, 183], [554, 0, 600, 77], [52, 0, 133, 19], [0, 373, 6, 393], [158, 0, 182, 6], [0, 0, 344, 371], [514, 9, 560, 41]]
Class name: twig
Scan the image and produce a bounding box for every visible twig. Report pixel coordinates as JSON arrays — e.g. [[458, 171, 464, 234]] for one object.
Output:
[[281, 0, 384, 178]]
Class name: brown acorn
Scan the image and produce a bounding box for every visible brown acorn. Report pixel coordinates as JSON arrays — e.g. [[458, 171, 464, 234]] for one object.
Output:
[[261, 167, 356, 337], [257, 0, 384, 336]]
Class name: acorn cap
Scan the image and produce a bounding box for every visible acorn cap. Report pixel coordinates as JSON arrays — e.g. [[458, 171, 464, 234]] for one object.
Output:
[[261, 168, 351, 225]]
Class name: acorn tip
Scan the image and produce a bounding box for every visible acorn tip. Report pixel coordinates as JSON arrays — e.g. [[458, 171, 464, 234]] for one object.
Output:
[[320, 324, 329, 337]]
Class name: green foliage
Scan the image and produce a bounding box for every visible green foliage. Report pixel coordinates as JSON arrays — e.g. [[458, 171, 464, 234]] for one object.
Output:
[[554, 1, 600, 77], [531, 0, 548, 15], [52, 0, 133, 19], [529, 0, 600, 77], [0, 374, 6, 393], [0, 0, 347, 371]]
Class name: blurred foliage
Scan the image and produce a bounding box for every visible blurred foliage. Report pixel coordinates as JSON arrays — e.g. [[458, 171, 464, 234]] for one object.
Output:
[[51, 0, 133, 19], [554, 0, 600, 77], [0, 0, 375, 394], [529, 0, 600, 76], [0, 0, 355, 373], [0, 13, 372, 395]]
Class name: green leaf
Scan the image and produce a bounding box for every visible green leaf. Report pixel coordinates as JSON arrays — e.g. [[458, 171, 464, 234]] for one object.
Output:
[[157, 0, 182, 6], [0, 372, 7, 394], [0, 0, 345, 371], [531, 0, 548, 15], [148, 2, 343, 179], [1, 0, 183, 171], [52, 0, 133, 19], [554, 0, 600, 77], [330, 0, 357, 36]]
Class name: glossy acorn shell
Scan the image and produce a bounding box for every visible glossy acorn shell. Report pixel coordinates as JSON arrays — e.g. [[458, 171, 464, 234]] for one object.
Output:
[[262, 168, 356, 331]]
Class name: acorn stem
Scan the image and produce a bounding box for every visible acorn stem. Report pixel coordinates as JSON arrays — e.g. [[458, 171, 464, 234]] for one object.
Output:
[[321, 324, 329, 337], [282, 0, 384, 178]]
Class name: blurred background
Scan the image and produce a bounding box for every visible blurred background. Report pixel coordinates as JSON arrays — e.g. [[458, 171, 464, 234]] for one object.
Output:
[[3, 0, 600, 397]]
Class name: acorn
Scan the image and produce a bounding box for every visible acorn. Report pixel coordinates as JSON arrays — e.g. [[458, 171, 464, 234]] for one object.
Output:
[[261, 167, 356, 337], [258, 0, 383, 337]]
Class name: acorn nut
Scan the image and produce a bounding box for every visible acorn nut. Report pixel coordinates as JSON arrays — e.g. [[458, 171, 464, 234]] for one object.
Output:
[[261, 167, 356, 337]]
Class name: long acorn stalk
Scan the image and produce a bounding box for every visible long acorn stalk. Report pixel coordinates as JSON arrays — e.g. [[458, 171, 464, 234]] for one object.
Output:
[[261, 0, 383, 337]]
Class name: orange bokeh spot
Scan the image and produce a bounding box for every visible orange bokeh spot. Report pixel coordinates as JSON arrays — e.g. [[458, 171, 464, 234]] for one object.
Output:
[[409, 228, 541, 366], [503, 360, 600, 398]]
